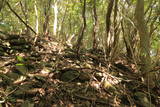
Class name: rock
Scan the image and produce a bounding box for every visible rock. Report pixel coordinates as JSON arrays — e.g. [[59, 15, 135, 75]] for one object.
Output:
[[79, 72, 91, 82], [60, 70, 79, 82]]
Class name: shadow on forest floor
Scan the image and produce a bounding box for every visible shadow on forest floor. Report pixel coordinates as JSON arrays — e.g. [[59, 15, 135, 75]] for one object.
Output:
[[0, 34, 160, 107]]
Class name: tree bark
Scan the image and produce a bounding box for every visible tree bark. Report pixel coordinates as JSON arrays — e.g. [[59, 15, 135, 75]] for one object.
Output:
[[34, 1, 39, 34], [43, 0, 51, 36], [135, 0, 154, 88], [105, 0, 114, 55], [76, 0, 86, 55], [92, 0, 98, 50], [53, 1, 58, 36], [135, 0, 151, 72], [20, 1, 30, 35]]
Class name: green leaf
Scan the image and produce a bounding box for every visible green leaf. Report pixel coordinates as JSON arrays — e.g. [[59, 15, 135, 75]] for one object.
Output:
[[16, 56, 25, 62]]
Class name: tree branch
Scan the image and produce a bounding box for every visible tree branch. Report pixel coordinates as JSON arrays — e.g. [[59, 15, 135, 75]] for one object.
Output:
[[6, 1, 37, 35]]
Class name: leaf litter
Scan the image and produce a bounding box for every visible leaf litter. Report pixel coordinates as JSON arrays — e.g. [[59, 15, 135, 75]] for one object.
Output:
[[0, 35, 160, 107]]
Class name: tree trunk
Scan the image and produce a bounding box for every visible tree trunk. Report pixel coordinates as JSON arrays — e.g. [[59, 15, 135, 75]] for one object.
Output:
[[34, 1, 39, 34], [75, 0, 86, 55], [105, 0, 114, 55], [20, 1, 30, 35], [135, 0, 154, 88], [43, 0, 51, 36], [92, 0, 98, 50], [53, 1, 58, 36]]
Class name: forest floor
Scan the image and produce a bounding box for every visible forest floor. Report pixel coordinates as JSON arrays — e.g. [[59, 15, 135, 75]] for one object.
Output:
[[0, 34, 160, 107]]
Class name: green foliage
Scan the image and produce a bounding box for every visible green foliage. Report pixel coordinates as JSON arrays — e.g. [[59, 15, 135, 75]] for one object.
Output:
[[152, 36, 160, 49], [16, 56, 25, 62], [0, 22, 12, 32]]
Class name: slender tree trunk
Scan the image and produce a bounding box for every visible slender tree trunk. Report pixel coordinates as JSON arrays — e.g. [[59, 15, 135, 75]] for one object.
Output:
[[92, 0, 98, 50], [43, 0, 51, 36], [53, 1, 58, 36], [76, 0, 86, 55], [109, 0, 120, 60], [112, 0, 118, 48], [59, 7, 67, 42], [105, 0, 114, 55], [20, 1, 30, 35], [34, 1, 39, 34]]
